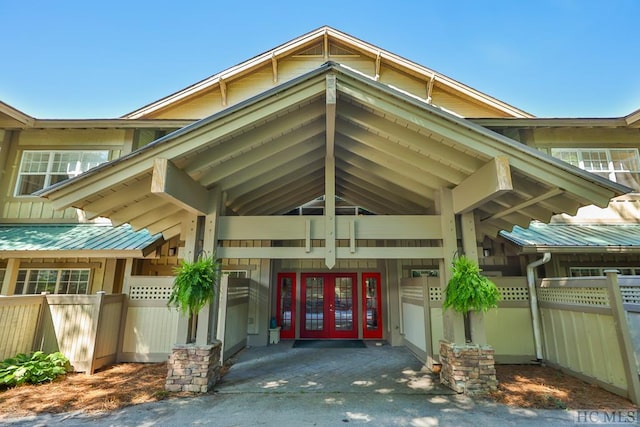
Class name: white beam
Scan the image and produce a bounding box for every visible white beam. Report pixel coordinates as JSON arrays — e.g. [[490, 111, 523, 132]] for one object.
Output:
[[216, 246, 444, 259], [83, 176, 152, 219], [184, 104, 325, 174], [151, 158, 212, 215], [219, 78, 227, 106], [325, 74, 337, 270], [452, 156, 513, 214], [337, 121, 467, 184], [481, 188, 564, 222], [204, 135, 325, 187], [271, 53, 278, 83], [217, 215, 442, 240]]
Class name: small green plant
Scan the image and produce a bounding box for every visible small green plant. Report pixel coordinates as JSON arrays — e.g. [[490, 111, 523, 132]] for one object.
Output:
[[0, 351, 70, 388], [168, 254, 220, 316], [443, 255, 501, 342]]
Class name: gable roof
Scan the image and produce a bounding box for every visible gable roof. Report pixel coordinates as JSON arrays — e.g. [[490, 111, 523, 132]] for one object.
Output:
[[38, 62, 628, 240], [123, 26, 533, 120], [0, 101, 34, 128]]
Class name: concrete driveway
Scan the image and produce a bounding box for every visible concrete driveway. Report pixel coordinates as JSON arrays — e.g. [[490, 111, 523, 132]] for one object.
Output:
[[2, 342, 581, 426]]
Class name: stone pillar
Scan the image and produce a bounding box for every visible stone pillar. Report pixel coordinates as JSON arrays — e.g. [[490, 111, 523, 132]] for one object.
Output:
[[165, 341, 222, 393], [439, 340, 497, 395]]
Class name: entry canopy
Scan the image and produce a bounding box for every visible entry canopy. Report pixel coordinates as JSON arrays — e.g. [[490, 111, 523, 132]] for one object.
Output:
[[38, 62, 629, 239]]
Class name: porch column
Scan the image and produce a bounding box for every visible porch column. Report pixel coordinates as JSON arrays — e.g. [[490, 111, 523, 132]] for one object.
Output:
[[461, 211, 487, 345], [437, 188, 465, 344], [0, 259, 20, 295], [324, 73, 337, 269], [197, 187, 222, 345], [176, 215, 201, 344]]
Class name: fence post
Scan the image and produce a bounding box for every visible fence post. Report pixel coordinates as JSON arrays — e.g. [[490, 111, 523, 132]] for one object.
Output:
[[32, 293, 49, 352], [87, 291, 106, 375], [605, 270, 640, 405]]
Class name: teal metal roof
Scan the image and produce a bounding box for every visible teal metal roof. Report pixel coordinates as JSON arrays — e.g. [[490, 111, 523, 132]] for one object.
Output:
[[0, 224, 162, 255], [501, 222, 640, 253]]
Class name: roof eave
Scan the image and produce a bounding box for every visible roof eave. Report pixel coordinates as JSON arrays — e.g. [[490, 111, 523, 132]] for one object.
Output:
[[0, 249, 160, 259], [122, 26, 532, 120], [519, 245, 640, 254], [0, 101, 35, 127]]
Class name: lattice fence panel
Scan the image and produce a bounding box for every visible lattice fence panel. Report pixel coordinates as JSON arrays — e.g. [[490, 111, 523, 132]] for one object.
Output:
[[128, 285, 173, 301], [537, 287, 609, 307], [429, 287, 442, 301], [499, 287, 529, 301], [620, 286, 640, 304]]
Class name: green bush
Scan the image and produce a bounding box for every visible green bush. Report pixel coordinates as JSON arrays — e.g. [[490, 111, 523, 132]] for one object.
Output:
[[0, 351, 70, 388]]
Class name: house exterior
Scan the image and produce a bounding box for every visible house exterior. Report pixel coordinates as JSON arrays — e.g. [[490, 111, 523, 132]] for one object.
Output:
[[1, 27, 638, 371]]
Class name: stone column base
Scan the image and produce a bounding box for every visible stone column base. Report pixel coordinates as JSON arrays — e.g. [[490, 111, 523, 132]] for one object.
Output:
[[439, 340, 497, 395], [165, 341, 221, 393]]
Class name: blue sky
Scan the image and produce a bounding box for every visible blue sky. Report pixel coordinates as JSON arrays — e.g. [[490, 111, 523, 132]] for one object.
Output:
[[2, 0, 638, 119]]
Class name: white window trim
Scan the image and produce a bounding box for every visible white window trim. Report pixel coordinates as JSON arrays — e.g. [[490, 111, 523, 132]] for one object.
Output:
[[14, 150, 109, 197], [551, 147, 640, 189], [14, 268, 91, 295]]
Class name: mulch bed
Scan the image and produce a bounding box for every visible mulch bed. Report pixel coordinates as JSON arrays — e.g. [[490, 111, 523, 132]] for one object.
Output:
[[0, 362, 636, 418]]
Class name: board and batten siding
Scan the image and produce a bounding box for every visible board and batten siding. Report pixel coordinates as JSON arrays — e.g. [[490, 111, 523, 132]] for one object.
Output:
[[144, 52, 505, 124], [1, 128, 127, 221]]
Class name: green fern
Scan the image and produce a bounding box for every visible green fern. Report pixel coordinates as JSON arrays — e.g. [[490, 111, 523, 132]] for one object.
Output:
[[168, 254, 220, 316], [443, 255, 501, 313]]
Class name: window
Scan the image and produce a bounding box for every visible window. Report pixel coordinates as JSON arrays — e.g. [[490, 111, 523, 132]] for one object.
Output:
[[13, 269, 90, 295], [551, 148, 640, 191], [15, 150, 109, 196]]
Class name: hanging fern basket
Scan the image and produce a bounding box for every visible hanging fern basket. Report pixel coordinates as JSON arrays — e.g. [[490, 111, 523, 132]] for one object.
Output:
[[168, 254, 220, 317], [443, 255, 501, 343]]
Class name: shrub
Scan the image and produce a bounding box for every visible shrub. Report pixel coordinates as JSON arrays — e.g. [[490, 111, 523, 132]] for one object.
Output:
[[0, 351, 70, 388]]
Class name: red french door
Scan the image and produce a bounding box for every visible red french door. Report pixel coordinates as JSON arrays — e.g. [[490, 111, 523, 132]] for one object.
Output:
[[362, 273, 383, 339], [301, 273, 357, 339], [276, 273, 296, 339]]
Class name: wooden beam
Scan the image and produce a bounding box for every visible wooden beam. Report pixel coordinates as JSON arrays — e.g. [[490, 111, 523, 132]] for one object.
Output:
[[271, 53, 278, 83], [219, 78, 227, 106], [325, 74, 337, 269], [438, 188, 466, 345], [151, 158, 212, 215], [324, 32, 329, 60], [426, 75, 435, 104], [452, 156, 513, 214], [481, 187, 563, 222], [216, 246, 444, 260]]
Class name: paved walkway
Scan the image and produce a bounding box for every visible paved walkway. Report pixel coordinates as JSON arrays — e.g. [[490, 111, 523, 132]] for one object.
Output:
[[216, 341, 454, 395], [2, 341, 581, 426]]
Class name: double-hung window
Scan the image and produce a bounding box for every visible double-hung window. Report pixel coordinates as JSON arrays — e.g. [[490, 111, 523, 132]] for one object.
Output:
[[551, 148, 640, 191], [15, 150, 109, 196], [13, 269, 90, 295]]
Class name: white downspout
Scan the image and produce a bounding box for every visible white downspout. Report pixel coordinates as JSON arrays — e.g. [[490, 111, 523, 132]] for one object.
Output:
[[526, 252, 551, 361]]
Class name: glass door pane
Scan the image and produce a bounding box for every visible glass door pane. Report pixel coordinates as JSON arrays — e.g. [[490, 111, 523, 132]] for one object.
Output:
[[305, 276, 324, 332], [277, 273, 296, 339], [333, 277, 353, 331], [363, 273, 383, 339]]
